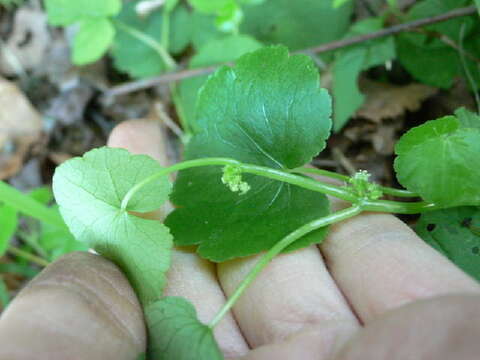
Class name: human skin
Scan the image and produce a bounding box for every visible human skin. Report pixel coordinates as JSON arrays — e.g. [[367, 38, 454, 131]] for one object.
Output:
[[0, 120, 479, 360]]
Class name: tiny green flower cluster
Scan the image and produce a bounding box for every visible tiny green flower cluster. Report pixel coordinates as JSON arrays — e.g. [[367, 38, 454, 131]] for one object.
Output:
[[221, 165, 251, 195], [348, 170, 383, 201]]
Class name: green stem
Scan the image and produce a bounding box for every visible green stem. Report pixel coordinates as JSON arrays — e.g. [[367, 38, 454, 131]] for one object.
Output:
[[208, 205, 364, 328], [291, 167, 349, 182], [292, 167, 419, 198], [161, 9, 171, 51], [362, 199, 440, 214], [8, 246, 50, 267], [0, 181, 65, 228], [114, 20, 176, 70], [121, 158, 357, 210]]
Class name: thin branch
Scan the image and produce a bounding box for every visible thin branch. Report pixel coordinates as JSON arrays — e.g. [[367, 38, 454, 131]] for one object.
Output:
[[302, 5, 476, 54], [105, 5, 477, 97]]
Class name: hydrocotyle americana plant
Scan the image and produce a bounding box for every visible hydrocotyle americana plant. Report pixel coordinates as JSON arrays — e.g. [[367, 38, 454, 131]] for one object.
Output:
[[52, 46, 480, 359]]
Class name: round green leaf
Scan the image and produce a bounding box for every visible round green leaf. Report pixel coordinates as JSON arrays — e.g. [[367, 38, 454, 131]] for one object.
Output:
[[73, 18, 115, 65], [394, 116, 480, 207], [167, 46, 332, 262], [45, 0, 121, 26], [53, 147, 172, 304]]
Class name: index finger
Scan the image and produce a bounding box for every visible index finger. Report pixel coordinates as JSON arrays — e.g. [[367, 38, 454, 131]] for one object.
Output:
[[320, 202, 480, 323]]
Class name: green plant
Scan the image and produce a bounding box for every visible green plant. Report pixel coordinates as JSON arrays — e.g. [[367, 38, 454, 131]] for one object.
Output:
[[0, 0, 23, 8], [51, 46, 480, 359], [0, 182, 87, 271]]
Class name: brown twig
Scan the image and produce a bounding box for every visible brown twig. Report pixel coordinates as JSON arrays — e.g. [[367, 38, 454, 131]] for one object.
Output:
[[302, 5, 476, 54], [105, 5, 477, 97]]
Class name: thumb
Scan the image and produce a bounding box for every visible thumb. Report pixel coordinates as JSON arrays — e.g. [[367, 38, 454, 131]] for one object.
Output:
[[0, 252, 146, 360]]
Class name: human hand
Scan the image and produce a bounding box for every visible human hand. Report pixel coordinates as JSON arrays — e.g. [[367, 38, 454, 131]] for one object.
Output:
[[1, 120, 479, 360]]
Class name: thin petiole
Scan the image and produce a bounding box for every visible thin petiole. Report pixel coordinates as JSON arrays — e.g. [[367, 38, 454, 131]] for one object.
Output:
[[362, 199, 440, 214], [291, 167, 349, 182], [120, 158, 358, 210], [8, 246, 50, 267], [114, 20, 176, 70], [208, 205, 364, 329], [291, 167, 419, 198]]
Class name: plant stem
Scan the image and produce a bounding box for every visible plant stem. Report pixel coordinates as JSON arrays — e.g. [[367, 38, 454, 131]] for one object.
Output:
[[8, 246, 50, 267], [105, 5, 477, 97], [161, 8, 170, 52], [291, 167, 419, 198], [121, 158, 357, 210], [362, 199, 439, 214], [291, 167, 350, 182], [114, 20, 176, 70], [208, 205, 363, 328], [0, 181, 65, 228]]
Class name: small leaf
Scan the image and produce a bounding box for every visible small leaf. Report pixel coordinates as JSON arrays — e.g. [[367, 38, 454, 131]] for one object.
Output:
[[333, 46, 366, 132], [145, 297, 223, 360], [333, 17, 396, 131], [215, 1, 243, 33], [45, 0, 121, 26], [0, 204, 17, 257], [112, 2, 191, 78], [166, 46, 332, 262], [394, 116, 480, 207], [455, 107, 480, 129], [188, 0, 233, 14], [241, 0, 353, 51], [53, 147, 172, 304], [73, 18, 115, 65], [416, 206, 480, 281]]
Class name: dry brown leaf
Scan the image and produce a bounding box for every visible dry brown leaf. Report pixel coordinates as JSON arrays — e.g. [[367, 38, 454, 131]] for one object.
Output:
[[0, 77, 42, 179], [357, 78, 438, 123]]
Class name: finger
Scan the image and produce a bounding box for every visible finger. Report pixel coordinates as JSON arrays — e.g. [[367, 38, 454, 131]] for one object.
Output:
[[218, 245, 359, 352], [333, 294, 480, 360], [321, 203, 480, 323], [0, 252, 145, 360], [108, 119, 249, 357], [234, 327, 349, 360]]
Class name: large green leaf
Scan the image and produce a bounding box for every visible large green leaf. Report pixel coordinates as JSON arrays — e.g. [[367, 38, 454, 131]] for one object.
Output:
[[45, 0, 121, 25], [240, 0, 353, 50], [333, 17, 396, 131], [112, 2, 192, 78], [178, 34, 263, 130], [73, 18, 115, 65], [0, 204, 17, 257], [166, 46, 332, 262], [394, 116, 480, 207], [146, 297, 223, 359], [53, 147, 172, 305], [417, 206, 480, 281]]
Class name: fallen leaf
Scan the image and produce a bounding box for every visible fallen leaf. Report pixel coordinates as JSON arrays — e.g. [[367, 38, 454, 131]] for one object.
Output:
[[357, 78, 437, 123], [0, 77, 43, 179]]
